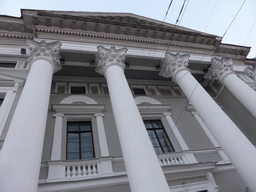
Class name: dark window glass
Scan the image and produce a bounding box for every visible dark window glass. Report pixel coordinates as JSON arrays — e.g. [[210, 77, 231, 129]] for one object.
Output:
[[71, 87, 86, 94], [144, 120, 175, 155], [0, 99, 3, 107], [103, 87, 109, 94], [133, 88, 146, 95], [91, 86, 98, 94], [66, 122, 94, 160]]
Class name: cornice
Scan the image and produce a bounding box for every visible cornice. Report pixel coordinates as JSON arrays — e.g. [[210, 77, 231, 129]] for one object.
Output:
[[35, 27, 215, 51]]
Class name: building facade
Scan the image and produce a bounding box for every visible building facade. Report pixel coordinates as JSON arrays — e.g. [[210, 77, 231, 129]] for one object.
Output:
[[0, 9, 256, 192]]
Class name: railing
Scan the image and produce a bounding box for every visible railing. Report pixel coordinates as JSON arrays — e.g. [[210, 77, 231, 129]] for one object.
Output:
[[65, 160, 99, 178], [158, 154, 185, 166], [158, 151, 198, 166], [45, 149, 229, 182]]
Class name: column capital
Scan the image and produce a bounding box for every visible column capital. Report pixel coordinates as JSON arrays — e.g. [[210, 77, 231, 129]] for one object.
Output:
[[53, 113, 64, 117], [163, 112, 172, 116], [94, 113, 104, 117], [206, 57, 234, 82], [26, 40, 62, 73], [244, 67, 256, 81], [95, 46, 128, 76], [159, 52, 190, 82]]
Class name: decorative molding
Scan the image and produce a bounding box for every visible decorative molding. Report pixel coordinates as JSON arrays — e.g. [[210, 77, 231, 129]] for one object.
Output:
[[135, 96, 161, 105], [60, 95, 98, 104], [159, 52, 190, 81], [52, 104, 105, 114], [95, 46, 128, 75], [244, 67, 256, 81], [26, 40, 62, 73], [205, 57, 234, 82], [0, 33, 33, 39]]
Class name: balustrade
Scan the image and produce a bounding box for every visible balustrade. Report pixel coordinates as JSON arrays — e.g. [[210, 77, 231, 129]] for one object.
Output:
[[65, 161, 99, 178]]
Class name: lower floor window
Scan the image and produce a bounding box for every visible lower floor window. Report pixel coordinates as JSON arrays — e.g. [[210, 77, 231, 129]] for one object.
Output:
[[66, 121, 94, 160], [144, 120, 175, 154]]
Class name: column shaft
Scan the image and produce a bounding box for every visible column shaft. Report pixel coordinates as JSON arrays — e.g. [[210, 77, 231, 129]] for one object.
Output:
[[0, 59, 54, 192], [105, 65, 170, 192], [222, 73, 256, 118], [175, 70, 256, 191]]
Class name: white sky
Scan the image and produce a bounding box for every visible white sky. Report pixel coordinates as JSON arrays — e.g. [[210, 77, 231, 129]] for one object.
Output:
[[0, 0, 256, 58]]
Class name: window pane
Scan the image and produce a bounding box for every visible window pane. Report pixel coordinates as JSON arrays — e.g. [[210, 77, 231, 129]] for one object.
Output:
[[68, 123, 79, 131], [152, 121, 163, 128], [71, 87, 86, 94], [67, 133, 79, 143], [103, 86, 109, 94], [133, 88, 146, 95], [0, 99, 3, 107], [80, 123, 91, 131], [147, 130, 160, 148], [81, 142, 93, 152], [67, 143, 79, 152], [82, 152, 94, 159], [67, 152, 79, 160], [81, 132, 92, 142], [144, 121, 153, 129], [91, 86, 98, 94]]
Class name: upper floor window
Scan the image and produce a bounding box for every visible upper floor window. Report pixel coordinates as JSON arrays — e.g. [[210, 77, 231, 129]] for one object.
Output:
[[71, 87, 86, 94], [144, 120, 175, 154], [0, 98, 4, 107], [133, 88, 146, 95], [66, 121, 94, 160]]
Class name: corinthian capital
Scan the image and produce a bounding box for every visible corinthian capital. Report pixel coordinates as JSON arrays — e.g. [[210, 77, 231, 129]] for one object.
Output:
[[206, 57, 234, 82], [26, 40, 62, 73], [244, 67, 256, 81], [95, 46, 128, 76], [159, 52, 190, 81]]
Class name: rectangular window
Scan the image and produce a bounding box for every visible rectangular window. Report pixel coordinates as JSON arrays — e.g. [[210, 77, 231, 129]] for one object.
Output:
[[144, 120, 175, 154], [66, 121, 94, 160], [157, 86, 173, 96], [71, 87, 86, 94], [0, 98, 3, 107], [133, 88, 146, 95]]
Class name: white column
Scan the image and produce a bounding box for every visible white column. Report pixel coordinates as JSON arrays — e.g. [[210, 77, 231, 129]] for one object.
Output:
[[0, 40, 62, 192], [208, 58, 256, 119], [51, 113, 64, 160], [94, 113, 110, 157], [159, 52, 256, 191], [96, 46, 170, 192]]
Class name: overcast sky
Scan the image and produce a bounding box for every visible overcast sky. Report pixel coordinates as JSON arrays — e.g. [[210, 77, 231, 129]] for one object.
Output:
[[0, 0, 255, 58]]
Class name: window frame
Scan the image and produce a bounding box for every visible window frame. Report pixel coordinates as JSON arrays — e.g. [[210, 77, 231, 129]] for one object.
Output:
[[55, 82, 67, 94], [130, 85, 149, 95], [66, 121, 95, 160], [144, 119, 175, 155], [69, 83, 88, 94]]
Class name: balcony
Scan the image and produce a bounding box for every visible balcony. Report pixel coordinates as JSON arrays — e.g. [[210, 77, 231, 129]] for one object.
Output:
[[41, 148, 229, 183]]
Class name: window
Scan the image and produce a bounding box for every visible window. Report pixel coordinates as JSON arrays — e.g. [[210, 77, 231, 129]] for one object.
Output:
[[0, 98, 3, 107], [71, 87, 86, 94], [133, 88, 146, 95], [66, 121, 95, 160], [144, 120, 175, 154]]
